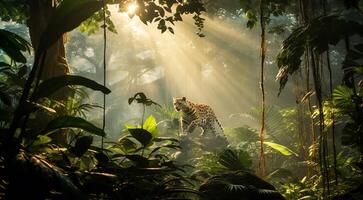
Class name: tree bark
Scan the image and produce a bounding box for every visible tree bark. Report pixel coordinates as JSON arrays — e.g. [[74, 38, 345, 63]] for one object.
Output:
[[27, 0, 71, 144]]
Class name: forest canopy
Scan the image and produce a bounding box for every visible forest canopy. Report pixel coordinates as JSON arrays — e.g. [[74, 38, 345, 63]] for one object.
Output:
[[0, 0, 362, 199]]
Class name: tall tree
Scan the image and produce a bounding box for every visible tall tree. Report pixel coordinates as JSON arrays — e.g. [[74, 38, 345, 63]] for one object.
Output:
[[1, 0, 206, 143]]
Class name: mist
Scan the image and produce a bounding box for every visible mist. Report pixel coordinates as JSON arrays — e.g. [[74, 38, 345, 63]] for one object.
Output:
[[67, 6, 297, 138]]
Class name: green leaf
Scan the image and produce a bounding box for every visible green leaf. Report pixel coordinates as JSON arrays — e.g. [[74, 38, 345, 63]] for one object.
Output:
[[43, 116, 105, 136], [143, 115, 158, 137], [71, 136, 93, 157], [0, 89, 11, 106], [37, 0, 103, 53], [264, 142, 298, 156], [0, 29, 31, 63], [32, 135, 52, 147], [128, 128, 153, 147], [125, 155, 149, 167], [118, 137, 138, 153], [333, 85, 354, 108], [32, 75, 111, 100], [128, 92, 160, 107]]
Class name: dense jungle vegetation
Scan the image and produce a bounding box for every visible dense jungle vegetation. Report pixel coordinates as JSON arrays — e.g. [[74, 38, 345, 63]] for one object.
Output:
[[0, 0, 362, 199]]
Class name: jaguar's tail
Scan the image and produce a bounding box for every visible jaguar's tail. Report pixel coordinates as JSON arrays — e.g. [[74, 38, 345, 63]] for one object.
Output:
[[215, 118, 224, 134]]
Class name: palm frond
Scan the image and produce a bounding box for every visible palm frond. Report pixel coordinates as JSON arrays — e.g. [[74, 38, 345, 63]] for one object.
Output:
[[276, 9, 363, 93]]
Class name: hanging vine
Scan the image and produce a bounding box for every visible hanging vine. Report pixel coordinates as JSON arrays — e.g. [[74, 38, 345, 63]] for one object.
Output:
[[298, 0, 331, 196], [258, 0, 266, 177], [323, 0, 338, 185], [101, 0, 107, 150]]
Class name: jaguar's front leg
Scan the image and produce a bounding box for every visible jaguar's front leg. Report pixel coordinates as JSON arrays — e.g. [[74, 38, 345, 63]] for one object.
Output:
[[180, 118, 189, 136], [201, 119, 214, 136], [185, 120, 200, 134]]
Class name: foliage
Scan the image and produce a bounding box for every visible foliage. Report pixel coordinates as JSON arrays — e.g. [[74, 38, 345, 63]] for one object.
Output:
[[264, 141, 298, 157], [0, 30, 110, 199], [0, 29, 30, 63], [276, 9, 363, 93], [1, 0, 207, 38], [37, 0, 104, 54], [225, 125, 259, 144], [152, 104, 180, 120], [43, 116, 106, 137], [280, 175, 323, 200], [238, 0, 290, 29], [150, 104, 180, 137], [0, 0, 27, 23], [31, 75, 111, 100], [79, 8, 117, 34], [333, 85, 355, 109], [332, 83, 363, 154], [278, 146, 363, 199], [0, 0, 205, 199], [199, 171, 285, 200], [218, 148, 252, 171], [1, 0, 363, 199], [128, 92, 160, 107]]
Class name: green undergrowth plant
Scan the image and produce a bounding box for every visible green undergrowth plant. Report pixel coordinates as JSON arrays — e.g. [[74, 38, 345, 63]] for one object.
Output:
[[0, 0, 208, 198]]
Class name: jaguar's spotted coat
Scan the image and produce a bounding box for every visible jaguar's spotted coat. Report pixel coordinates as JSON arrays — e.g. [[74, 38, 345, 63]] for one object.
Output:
[[173, 97, 224, 136]]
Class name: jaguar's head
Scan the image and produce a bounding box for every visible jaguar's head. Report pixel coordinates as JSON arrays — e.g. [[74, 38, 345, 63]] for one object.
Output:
[[173, 96, 187, 112]]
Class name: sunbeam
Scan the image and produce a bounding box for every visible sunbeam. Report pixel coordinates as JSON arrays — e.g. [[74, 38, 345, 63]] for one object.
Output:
[[69, 5, 289, 133]]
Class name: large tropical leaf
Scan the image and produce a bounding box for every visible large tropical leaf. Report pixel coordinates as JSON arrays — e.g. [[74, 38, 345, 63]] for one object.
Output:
[[117, 137, 138, 153], [0, 29, 31, 63], [31, 75, 111, 100], [264, 141, 298, 156], [125, 155, 149, 167], [31, 135, 52, 147], [128, 128, 153, 147], [199, 171, 285, 200], [143, 115, 158, 137], [43, 116, 105, 136], [37, 0, 103, 53], [71, 135, 93, 157]]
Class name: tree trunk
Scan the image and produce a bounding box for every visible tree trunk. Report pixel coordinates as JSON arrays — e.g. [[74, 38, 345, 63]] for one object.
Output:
[[27, 0, 71, 144]]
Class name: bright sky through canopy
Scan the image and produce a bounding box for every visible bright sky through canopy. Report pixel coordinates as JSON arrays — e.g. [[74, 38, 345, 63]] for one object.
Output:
[[127, 2, 138, 15]]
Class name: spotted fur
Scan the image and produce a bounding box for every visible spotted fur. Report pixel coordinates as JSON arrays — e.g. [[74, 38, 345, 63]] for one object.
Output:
[[173, 97, 224, 136]]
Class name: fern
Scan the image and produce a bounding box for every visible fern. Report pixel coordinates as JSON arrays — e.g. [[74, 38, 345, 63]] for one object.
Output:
[[200, 171, 286, 200], [333, 85, 354, 109], [218, 149, 252, 171]]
